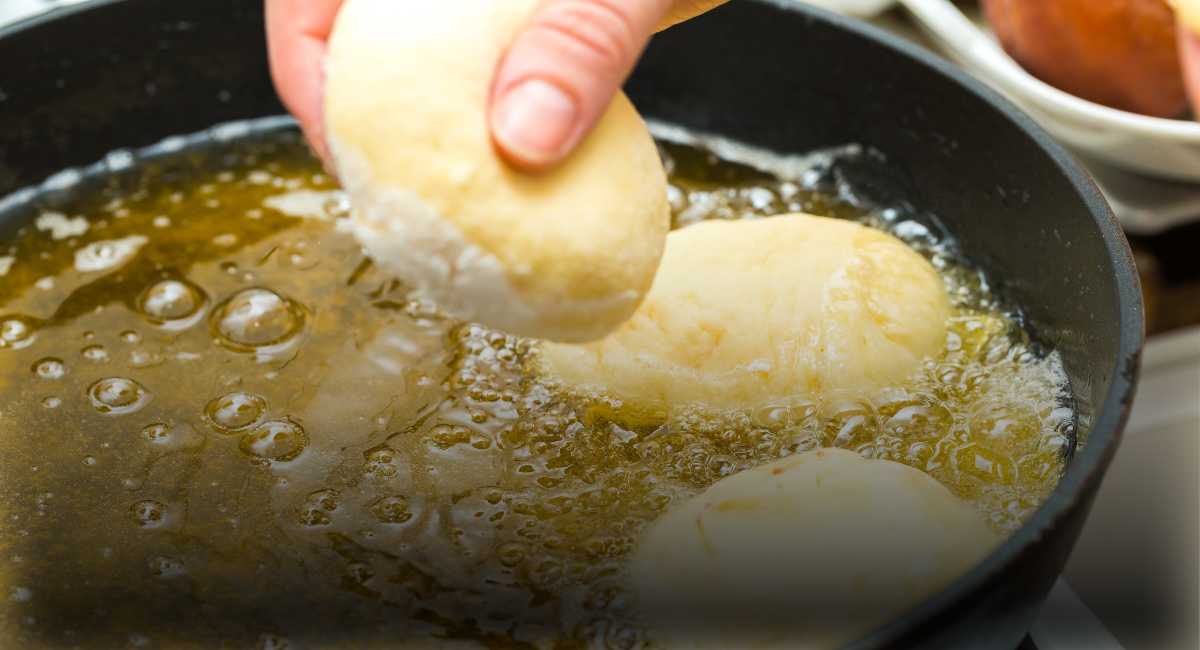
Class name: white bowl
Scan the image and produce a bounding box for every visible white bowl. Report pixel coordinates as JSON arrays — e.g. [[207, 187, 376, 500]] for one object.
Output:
[[801, 0, 900, 17], [899, 0, 1200, 184]]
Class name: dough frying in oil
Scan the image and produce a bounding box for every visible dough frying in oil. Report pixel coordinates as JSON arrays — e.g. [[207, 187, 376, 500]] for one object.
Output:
[[538, 214, 950, 408], [631, 448, 998, 650], [324, 0, 670, 343]]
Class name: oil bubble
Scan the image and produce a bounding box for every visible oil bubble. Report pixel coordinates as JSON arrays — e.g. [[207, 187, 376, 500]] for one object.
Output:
[[496, 542, 529, 567], [238, 419, 307, 463], [211, 288, 305, 351], [779, 426, 820, 456], [820, 397, 879, 449], [362, 447, 398, 477], [905, 441, 936, 467], [138, 279, 207, 328], [88, 377, 152, 417], [204, 392, 266, 434], [295, 502, 330, 526], [969, 402, 1040, 456], [120, 331, 142, 343], [82, 456, 97, 466], [884, 397, 953, 442], [750, 402, 790, 428], [429, 424, 471, 449], [374, 495, 413, 524], [130, 500, 167, 528], [479, 487, 504, 505], [583, 581, 636, 615], [365, 446, 394, 464], [0, 315, 39, 350], [31, 358, 65, 379], [523, 556, 564, 588], [341, 562, 375, 594], [256, 632, 290, 650], [579, 619, 645, 650], [148, 557, 185, 577], [41, 397, 61, 409], [1038, 432, 1071, 460], [81, 345, 109, 363], [953, 443, 1017, 484], [305, 490, 339, 511], [141, 423, 171, 443]]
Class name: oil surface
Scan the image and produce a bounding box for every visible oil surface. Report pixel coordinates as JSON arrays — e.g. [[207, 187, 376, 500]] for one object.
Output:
[[0, 125, 1074, 649]]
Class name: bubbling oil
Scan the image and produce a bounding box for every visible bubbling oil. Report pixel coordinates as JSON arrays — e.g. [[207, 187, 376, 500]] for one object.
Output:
[[0, 124, 1073, 649]]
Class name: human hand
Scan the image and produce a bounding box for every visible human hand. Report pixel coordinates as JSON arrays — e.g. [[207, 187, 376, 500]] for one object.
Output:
[[265, 0, 729, 171]]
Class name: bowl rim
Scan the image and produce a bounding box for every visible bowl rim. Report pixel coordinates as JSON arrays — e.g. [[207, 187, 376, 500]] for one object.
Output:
[[0, 0, 1146, 646], [0, 0, 120, 39], [899, 0, 1200, 141]]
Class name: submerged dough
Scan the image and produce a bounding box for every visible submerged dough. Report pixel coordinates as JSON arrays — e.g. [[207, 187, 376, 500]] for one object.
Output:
[[631, 448, 998, 650], [324, 0, 670, 343], [538, 214, 950, 408]]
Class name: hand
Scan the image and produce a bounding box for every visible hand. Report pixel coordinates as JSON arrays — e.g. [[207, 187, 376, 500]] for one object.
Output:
[[488, 0, 728, 169], [265, 0, 729, 171], [265, 0, 343, 166]]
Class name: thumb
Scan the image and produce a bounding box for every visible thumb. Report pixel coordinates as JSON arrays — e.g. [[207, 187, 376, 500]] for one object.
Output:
[[490, 0, 674, 170]]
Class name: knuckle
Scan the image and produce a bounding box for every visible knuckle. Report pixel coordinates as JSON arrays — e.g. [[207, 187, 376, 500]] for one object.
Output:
[[530, 0, 640, 74]]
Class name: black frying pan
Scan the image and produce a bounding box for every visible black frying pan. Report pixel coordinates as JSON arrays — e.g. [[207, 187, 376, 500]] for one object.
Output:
[[0, 1, 1144, 648]]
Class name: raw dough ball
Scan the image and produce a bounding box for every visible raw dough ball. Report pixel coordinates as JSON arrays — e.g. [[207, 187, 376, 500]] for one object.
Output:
[[324, 0, 670, 343], [537, 214, 949, 409], [631, 448, 998, 650]]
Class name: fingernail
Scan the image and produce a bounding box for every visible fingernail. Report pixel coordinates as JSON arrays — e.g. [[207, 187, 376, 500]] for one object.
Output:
[[492, 78, 578, 166]]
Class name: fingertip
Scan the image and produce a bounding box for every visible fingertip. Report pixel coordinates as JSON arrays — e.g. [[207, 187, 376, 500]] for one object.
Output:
[[303, 122, 335, 175], [491, 78, 580, 171], [489, 0, 672, 171], [265, 0, 344, 172]]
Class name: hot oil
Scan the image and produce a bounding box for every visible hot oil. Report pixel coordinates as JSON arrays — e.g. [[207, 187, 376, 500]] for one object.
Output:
[[0, 123, 1074, 649]]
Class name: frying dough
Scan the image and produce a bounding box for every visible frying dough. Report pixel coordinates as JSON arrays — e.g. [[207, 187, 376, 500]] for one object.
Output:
[[537, 214, 949, 408], [324, 0, 670, 343], [631, 448, 998, 650]]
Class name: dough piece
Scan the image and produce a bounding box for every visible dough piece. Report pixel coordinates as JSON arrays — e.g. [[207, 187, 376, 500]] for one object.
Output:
[[538, 214, 949, 408], [324, 0, 670, 343], [631, 448, 998, 650]]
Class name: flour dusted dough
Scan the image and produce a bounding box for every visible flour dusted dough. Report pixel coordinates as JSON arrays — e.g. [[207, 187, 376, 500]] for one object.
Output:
[[631, 448, 998, 650], [324, 0, 670, 343], [538, 214, 950, 408]]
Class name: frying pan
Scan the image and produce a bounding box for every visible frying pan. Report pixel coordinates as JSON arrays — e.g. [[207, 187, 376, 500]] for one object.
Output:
[[0, 0, 1144, 648]]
